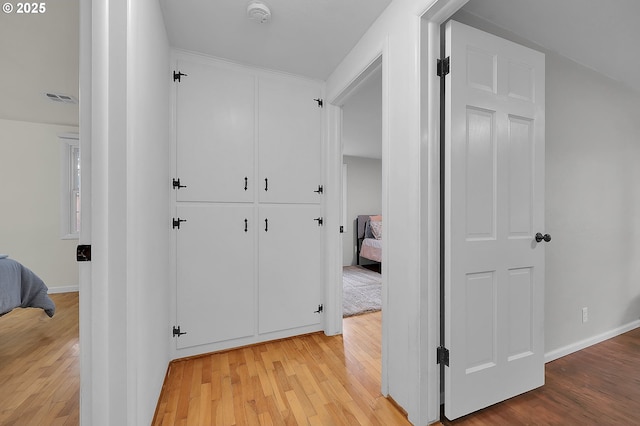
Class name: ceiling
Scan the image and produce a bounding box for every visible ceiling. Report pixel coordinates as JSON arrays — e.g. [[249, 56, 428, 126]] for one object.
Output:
[[0, 0, 79, 126], [459, 0, 640, 94], [159, 0, 392, 81], [1, 0, 638, 128]]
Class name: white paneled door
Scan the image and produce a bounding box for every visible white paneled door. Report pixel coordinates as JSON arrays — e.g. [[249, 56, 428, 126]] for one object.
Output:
[[176, 204, 255, 349], [258, 204, 323, 334], [259, 76, 323, 204], [175, 58, 255, 203], [444, 21, 546, 420]]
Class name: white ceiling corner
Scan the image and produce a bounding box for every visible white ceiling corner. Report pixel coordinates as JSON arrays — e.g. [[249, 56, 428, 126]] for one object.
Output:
[[460, 0, 640, 94], [160, 0, 392, 80]]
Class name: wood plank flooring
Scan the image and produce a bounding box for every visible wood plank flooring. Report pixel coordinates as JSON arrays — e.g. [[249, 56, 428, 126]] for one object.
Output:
[[153, 312, 411, 426], [443, 327, 640, 425], [0, 292, 79, 425], [156, 312, 640, 426], [4, 291, 638, 425]]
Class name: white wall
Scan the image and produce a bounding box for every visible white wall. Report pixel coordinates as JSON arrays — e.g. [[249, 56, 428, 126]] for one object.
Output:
[[342, 156, 382, 266], [128, 0, 172, 424], [545, 53, 640, 353], [453, 8, 640, 360], [0, 118, 79, 291], [85, 0, 171, 424], [342, 67, 383, 159]]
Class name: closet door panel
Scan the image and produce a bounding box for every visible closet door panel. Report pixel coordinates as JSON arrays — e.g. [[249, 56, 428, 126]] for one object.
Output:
[[176, 59, 255, 202], [258, 205, 323, 334], [259, 77, 322, 204], [176, 204, 255, 349]]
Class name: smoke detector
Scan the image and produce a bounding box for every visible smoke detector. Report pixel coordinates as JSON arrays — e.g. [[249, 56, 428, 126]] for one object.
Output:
[[247, 1, 271, 23]]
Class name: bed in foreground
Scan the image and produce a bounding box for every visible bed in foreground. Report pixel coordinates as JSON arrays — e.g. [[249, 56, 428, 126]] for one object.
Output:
[[0, 256, 55, 317]]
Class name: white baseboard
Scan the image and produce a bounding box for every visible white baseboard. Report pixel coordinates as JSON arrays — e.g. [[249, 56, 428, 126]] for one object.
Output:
[[545, 319, 640, 363], [47, 285, 79, 294]]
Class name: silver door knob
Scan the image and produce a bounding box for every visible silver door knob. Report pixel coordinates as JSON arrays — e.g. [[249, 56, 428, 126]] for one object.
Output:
[[535, 233, 551, 243]]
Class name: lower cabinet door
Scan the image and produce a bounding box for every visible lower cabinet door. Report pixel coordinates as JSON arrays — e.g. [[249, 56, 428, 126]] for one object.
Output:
[[176, 203, 255, 349], [258, 204, 323, 334]]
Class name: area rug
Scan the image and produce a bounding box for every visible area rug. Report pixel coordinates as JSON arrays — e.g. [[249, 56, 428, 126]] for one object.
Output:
[[343, 265, 382, 317]]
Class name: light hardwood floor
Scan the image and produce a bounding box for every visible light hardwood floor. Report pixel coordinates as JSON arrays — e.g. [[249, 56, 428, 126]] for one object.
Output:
[[153, 312, 411, 425], [6, 291, 636, 425], [156, 311, 640, 426], [0, 292, 79, 425]]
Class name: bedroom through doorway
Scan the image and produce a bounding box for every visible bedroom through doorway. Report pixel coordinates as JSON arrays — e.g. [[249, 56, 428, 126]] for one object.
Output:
[[340, 60, 383, 321]]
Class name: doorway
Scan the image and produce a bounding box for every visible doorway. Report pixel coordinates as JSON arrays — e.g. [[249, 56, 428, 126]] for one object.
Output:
[[341, 61, 383, 319]]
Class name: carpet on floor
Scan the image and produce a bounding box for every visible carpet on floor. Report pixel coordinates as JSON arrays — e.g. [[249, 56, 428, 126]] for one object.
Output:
[[343, 265, 381, 317]]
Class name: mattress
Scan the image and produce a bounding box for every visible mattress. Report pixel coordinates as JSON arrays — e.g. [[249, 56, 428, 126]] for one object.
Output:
[[360, 237, 382, 262]]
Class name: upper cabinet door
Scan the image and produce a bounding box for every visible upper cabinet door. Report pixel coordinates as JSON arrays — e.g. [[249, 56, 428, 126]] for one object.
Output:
[[175, 58, 255, 202], [258, 76, 323, 204]]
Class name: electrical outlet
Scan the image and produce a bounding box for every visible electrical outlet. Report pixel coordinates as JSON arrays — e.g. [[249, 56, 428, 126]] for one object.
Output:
[[582, 307, 588, 323]]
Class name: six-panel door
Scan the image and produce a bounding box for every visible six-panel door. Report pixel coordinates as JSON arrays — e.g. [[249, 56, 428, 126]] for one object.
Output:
[[444, 20, 546, 420]]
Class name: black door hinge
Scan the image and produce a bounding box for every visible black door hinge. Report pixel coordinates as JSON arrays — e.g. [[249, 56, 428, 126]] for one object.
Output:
[[76, 245, 92, 262], [314, 217, 324, 226], [437, 57, 450, 77], [172, 218, 186, 229], [173, 70, 187, 82], [340, 226, 344, 233], [172, 178, 186, 189], [314, 98, 324, 108], [173, 326, 187, 337], [437, 346, 450, 366], [314, 185, 324, 194], [314, 304, 324, 313]]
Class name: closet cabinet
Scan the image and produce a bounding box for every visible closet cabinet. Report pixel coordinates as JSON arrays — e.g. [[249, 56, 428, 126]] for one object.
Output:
[[175, 204, 255, 350], [259, 76, 323, 204], [173, 54, 324, 353], [258, 204, 323, 334], [175, 60, 254, 203]]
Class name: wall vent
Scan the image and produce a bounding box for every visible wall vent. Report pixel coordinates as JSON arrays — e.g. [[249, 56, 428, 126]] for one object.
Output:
[[45, 92, 78, 104]]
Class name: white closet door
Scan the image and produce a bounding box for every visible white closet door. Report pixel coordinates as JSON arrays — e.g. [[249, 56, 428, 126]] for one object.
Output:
[[258, 76, 323, 204], [176, 204, 255, 349], [175, 59, 255, 203], [258, 205, 323, 334]]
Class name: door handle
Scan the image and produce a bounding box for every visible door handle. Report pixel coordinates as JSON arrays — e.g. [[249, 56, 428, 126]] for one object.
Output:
[[535, 233, 551, 243]]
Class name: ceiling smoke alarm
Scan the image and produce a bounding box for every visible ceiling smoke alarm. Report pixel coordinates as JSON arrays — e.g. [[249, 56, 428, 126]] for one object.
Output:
[[247, 1, 271, 23]]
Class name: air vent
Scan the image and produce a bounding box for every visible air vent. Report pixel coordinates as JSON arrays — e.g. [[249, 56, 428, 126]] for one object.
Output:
[[45, 93, 78, 104]]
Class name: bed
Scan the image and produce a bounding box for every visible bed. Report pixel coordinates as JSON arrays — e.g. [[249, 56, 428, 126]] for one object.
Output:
[[0, 256, 55, 317], [356, 215, 382, 265]]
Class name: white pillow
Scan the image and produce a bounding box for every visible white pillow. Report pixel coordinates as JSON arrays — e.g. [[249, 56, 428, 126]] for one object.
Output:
[[369, 220, 382, 240]]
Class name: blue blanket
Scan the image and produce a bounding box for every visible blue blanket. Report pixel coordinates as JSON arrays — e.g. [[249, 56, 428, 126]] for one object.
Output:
[[0, 258, 55, 317]]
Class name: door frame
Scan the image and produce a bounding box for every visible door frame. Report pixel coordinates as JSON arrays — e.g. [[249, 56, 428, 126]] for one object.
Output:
[[419, 0, 470, 420], [325, 1, 473, 422], [325, 52, 388, 393]]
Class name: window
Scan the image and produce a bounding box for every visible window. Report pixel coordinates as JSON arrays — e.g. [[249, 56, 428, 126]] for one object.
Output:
[[60, 134, 80, 239]]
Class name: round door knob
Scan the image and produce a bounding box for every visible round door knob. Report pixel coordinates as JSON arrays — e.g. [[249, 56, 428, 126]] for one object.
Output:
[[535, 233, 551, 243]]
